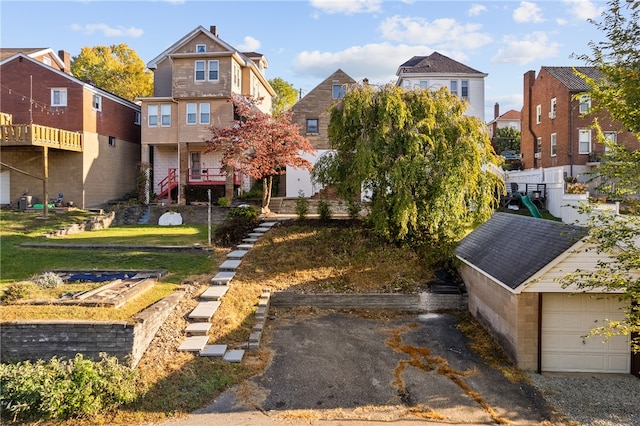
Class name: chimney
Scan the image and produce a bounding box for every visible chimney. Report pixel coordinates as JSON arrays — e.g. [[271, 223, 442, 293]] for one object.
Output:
[[210, 26, 218, 37], [363, 78, 369, 86], [58, 50, 71, 74], [494, 102, 500, 119]]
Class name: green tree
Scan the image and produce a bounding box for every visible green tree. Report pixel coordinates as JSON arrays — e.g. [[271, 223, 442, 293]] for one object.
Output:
[[560, 0, 640, 352], [492, 127, 521, 155], [71, 44, 153, 101], [312, 83, 503, 256], [268, 77, 298, 115]]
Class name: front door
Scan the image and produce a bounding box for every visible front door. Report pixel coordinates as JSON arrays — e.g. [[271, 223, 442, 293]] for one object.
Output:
[[190, 152, 201, 180]]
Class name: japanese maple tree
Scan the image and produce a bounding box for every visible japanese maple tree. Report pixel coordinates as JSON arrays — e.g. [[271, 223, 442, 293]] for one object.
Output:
[[206, 94, 315, 213]]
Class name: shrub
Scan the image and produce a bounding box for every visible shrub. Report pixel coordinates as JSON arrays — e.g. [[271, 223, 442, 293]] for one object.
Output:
[[35, 271, 64, 289], [566, 182, 588, 194], [0, 283, 27, 302], [317, 199, 332, 222], [217, 197, 230, 207], [346, 199, 362, 220], [295, 191, 309, 220], [0, 353, 138, 422], [214, 205, 260, 247]]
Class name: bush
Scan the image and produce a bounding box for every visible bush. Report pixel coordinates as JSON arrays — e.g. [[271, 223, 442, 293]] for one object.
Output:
[[295, 191, 309, 220], [0, 283, 27, 302], [184, 185, 225, 204], [346, 199, 362, 220], [0, 353, 138, 422], [214, 205, 260, 247], [317, 199, 332, 222], [217, 197, 230, 207], [35, 271, 63, 289]]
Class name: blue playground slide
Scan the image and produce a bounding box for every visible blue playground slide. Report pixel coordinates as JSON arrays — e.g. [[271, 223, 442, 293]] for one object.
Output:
[[517, 193, 542, 218]]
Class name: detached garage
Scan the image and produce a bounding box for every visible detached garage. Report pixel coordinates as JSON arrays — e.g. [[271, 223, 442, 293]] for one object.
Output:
[[455, 213, 639, 377]]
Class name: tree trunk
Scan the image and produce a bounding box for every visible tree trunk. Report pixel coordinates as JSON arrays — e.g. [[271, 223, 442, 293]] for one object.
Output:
[[262, 176, 273, 214]]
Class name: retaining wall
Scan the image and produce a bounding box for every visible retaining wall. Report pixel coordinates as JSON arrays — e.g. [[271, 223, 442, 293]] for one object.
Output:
[[0, 291, 184, 367]]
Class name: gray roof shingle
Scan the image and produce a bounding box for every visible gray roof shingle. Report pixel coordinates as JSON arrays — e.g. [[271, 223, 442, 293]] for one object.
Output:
[[542, 66, 604, 92], [398, 52, 485, 75], [455, 213, 588, 289]]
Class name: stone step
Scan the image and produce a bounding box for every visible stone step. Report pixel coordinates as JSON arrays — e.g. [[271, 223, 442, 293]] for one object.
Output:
[[253, 227, 270, 233], [243, 237, 259, 243], [226, 250, 248, 259], [223, 349, 245, 363], [211, 271, 235, 284], [219, 259, 241, 271], [200, 344, 227, 357], [178, 335, 209, 352], [188, 301, 221, 321], [237, 243, 254, 250], [200, 285, 229, 300], [185, 322, 212, 336], [259, 221, 277, 227], [247, 232, 264, 238]]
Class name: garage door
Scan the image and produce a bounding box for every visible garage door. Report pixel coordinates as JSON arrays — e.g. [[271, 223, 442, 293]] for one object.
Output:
[[0, 170, 9, 205], [542, 293, 630, 373]]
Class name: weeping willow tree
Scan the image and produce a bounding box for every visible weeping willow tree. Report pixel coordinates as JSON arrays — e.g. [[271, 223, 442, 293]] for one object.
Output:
[[313, 83, 503, 254]]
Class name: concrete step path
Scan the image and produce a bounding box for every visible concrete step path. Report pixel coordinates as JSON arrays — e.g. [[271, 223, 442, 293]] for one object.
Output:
[[219, 259, 241, 271], [188, 301, 221, 321], [226, 250, 248, 260], [185, 322, 212, 336], [200, 285, 229, 300], [178, 335, 209, 352], [211, 271, 235, 285]]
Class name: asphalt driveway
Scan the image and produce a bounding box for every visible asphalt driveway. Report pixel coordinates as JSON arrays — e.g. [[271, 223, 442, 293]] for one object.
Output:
[[158, 309, 555, 425]]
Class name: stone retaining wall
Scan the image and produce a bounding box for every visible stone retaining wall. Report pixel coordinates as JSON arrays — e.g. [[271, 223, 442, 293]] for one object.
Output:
[[0, 291, 184, 367], [271, 292, 467, 312]]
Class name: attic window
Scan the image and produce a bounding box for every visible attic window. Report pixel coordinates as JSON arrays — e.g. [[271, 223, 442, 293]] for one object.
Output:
[[43, 57, 52, 66], [196, 44, 206, 53]]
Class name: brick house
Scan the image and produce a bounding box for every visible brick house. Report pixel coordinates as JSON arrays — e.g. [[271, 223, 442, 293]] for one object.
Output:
[[285, 69, 356, 197], [396, 51, 487, 121], [0, 49, 142, 209], [139, 25, 275, 204], [521, 67, 640, 177]]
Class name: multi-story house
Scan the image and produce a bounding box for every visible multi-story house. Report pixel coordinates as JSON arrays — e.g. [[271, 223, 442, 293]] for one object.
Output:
[[487, 103, 521, 140], [139, 25, 275, 204], [396, 51, 487, 121], [521, 67, 640, 177], [0, 48, 141, 209], [285, 69, 356, 197]]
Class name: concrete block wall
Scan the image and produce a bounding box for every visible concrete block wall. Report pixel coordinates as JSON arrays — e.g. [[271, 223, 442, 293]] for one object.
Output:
[[0, 290, 184, 367]]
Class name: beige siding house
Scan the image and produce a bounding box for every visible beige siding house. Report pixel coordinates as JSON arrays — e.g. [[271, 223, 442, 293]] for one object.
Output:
[[456, 213, 639, 377], [139, 25, 275, 204]]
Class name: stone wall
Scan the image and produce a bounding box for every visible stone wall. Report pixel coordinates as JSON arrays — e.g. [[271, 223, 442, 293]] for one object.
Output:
[[0, 290, 184, 367]]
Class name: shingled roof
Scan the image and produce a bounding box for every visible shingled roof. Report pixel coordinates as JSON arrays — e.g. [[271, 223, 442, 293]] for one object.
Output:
[[455, 213, 588, 290], [397, 52, 485, 75], [542, 66, 604, 92]]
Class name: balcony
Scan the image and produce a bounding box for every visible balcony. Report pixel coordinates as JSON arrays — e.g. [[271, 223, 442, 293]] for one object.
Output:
[[0, 123, 83, 152]]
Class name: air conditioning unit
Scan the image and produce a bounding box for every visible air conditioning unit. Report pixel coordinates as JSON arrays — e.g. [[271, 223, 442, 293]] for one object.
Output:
[[534, 152, 542, 159], [548, 111, 556, 119]]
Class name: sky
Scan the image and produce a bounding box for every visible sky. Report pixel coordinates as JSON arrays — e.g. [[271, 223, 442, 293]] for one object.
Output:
[[1, 0, 609, 121]]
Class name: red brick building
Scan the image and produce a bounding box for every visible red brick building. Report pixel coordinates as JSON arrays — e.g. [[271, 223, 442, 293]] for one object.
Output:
[[0, 49, 141, 208], [521, 67, 639, 178]]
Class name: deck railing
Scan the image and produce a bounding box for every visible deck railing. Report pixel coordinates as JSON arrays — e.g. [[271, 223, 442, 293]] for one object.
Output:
[[187, 167, 241, 185], [0, 123, 83, 152]]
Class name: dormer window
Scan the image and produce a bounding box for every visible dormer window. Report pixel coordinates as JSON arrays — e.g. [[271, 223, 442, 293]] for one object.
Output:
[[196, 44, 206, 53]]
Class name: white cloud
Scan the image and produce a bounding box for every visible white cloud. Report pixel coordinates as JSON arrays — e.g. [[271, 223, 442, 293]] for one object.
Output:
[[562, 0, 605, 21], [293, 42, 426, 84], [379, 15, 492, 50], [70, 23, 143, 38], [237, 36, 261, 52], [309, 0, 382, 15], [492, 31, 561, 64], [468, 4, 487, 16], [556, 17, 569, 25], [513, 1, 544, 23]]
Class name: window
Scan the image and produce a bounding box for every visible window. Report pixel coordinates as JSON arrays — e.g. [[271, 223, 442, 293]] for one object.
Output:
[[92, 94, 101, 111], [579, 129, 591, 154], [306, 118, 319, 134], [536, 105, 542, 124], [43, 57, 51, 66], [332, 84, 345, 99], [199, 103, 210, 124], [550, 98, 556, 119], [579, 95, 591, 114], [196, 44, 206, 53], [51, 88, 67, 107], [461, 80, 469, 99], [186, 103, 197, 124], [208, 60, 219, 81], [536, 137, 542, 159], [108, 136, 116, 147], [134, 111, 141, 125], [419, 80, 429, 89], [161, 104, 171, 127], [148, 105, 158, 127], [195, 60, 206, 81], [450, 80, 458, 96], [550, 133, 557, 157]]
